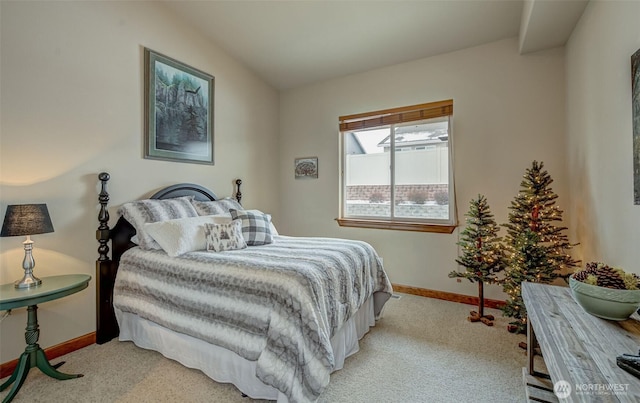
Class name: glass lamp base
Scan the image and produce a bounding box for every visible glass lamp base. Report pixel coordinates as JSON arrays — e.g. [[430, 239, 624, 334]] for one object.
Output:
[[15, 273, 42, 289]]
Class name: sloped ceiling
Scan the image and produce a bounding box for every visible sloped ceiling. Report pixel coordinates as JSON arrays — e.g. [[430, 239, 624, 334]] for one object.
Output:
[[162, 0, 588, 90], [519, 0, 589, 53]]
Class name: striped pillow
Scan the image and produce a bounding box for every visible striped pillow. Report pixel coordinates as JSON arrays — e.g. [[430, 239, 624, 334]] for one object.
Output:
[[118, 196, 198, 250], [229, 209, 273, 246], [192, 198, 243, 215]]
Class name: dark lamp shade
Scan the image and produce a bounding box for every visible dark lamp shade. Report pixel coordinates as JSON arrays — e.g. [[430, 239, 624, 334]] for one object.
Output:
[[1, 204, 54, 237]]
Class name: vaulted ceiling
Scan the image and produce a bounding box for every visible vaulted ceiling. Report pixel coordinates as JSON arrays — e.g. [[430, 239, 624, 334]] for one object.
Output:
[[162, 0, 589, 90]]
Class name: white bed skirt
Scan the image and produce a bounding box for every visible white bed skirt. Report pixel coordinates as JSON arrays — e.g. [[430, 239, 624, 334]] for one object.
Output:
[[116, 296, 376, 402]]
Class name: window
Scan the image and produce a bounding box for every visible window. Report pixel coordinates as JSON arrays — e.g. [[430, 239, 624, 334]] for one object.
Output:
[[338, 100, 456, 233]]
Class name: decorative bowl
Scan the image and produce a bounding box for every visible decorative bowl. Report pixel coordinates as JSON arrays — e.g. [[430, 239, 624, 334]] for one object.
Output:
[[569, 276, 640, 321]]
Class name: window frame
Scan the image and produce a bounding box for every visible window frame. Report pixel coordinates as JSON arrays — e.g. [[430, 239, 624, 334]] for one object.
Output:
[[338, 100, 457, 233]]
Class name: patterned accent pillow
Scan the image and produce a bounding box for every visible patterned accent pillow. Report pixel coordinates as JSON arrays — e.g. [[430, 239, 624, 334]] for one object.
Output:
[[229, 209, 273, 246], [204, 220, 247, 252], [117, 196, 198, 250], [245, 210, 278, 236]]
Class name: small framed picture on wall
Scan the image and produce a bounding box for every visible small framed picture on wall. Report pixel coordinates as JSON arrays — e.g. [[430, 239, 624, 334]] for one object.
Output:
[[294, 157, 318, 179]]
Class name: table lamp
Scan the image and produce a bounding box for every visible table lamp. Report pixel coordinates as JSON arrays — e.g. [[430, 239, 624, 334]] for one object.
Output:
[[1, 204, 54, 288]]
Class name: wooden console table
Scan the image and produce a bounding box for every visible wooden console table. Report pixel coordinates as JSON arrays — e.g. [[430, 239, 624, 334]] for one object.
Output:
[[522, 282, 640, 402]]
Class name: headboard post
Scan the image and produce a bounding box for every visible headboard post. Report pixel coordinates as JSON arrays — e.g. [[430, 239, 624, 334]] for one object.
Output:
[[96, 172, 118, 344], [235, 179, 242, 204]]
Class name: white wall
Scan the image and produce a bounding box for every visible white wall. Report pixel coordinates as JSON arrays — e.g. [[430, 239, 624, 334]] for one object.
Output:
[[279, 38, 569, 300], [565, 1, 640, 272], [0, 1, 279, 362]]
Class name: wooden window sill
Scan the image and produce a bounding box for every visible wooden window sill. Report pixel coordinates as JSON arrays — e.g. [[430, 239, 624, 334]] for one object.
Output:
[[336, 218, 456, 233]]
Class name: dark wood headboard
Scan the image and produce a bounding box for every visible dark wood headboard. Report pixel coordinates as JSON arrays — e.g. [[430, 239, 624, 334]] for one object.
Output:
[[95, 172, 242, 344]]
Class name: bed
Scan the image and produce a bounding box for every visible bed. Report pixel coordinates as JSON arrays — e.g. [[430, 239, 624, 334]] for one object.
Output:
[[95, 172, 393, 402]]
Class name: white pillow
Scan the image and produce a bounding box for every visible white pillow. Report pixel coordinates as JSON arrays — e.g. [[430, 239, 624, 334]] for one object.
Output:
[[144, 215, 231, 257]]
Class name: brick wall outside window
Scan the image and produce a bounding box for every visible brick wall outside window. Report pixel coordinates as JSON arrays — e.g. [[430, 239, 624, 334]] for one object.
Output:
[[346, 184, 448, 203]]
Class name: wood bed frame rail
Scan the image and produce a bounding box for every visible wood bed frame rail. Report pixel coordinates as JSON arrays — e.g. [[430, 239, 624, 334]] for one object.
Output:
[[95, 172, 242, 344]]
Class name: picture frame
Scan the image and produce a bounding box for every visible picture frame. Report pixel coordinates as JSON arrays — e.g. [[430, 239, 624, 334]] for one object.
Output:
[[294, 157, 318, 179], [633, 48, 639, 204], [144, 48, 214, 164]]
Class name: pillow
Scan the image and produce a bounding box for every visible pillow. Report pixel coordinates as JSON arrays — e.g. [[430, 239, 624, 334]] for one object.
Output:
[[246, 209, 278, 235], [229, 209, 273, 246], [144, 215, 232, 257], [118, 196, 198, 250], [204, 220, 247, 252], [192, 198, 243, 215]]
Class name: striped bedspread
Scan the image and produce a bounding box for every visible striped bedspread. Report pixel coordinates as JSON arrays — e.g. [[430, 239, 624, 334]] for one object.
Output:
[[114, 236, 393, 402]]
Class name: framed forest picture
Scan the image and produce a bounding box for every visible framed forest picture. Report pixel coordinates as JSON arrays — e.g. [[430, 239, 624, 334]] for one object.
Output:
[[144, 48, 215, 164]]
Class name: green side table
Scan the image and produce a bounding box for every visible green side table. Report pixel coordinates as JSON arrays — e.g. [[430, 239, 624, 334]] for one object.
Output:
[[0, 274, 91, 403]]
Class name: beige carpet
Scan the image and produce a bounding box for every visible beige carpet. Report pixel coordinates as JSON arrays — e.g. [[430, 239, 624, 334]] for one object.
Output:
[[1, 293, 530, 402]]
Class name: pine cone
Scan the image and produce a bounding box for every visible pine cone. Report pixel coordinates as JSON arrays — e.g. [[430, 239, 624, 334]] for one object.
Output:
[[572, 270, 590, 282], [573, 262, 628, 290], [592, 265, 627, 289], [585, 262, 600, 271], [572, 262, 600, 282]]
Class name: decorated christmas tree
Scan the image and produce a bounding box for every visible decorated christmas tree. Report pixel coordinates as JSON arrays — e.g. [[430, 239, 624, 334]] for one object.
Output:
[[501, 229, 556, 332], [501, 161, 580, 333], [449, 195, 505, 326]]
